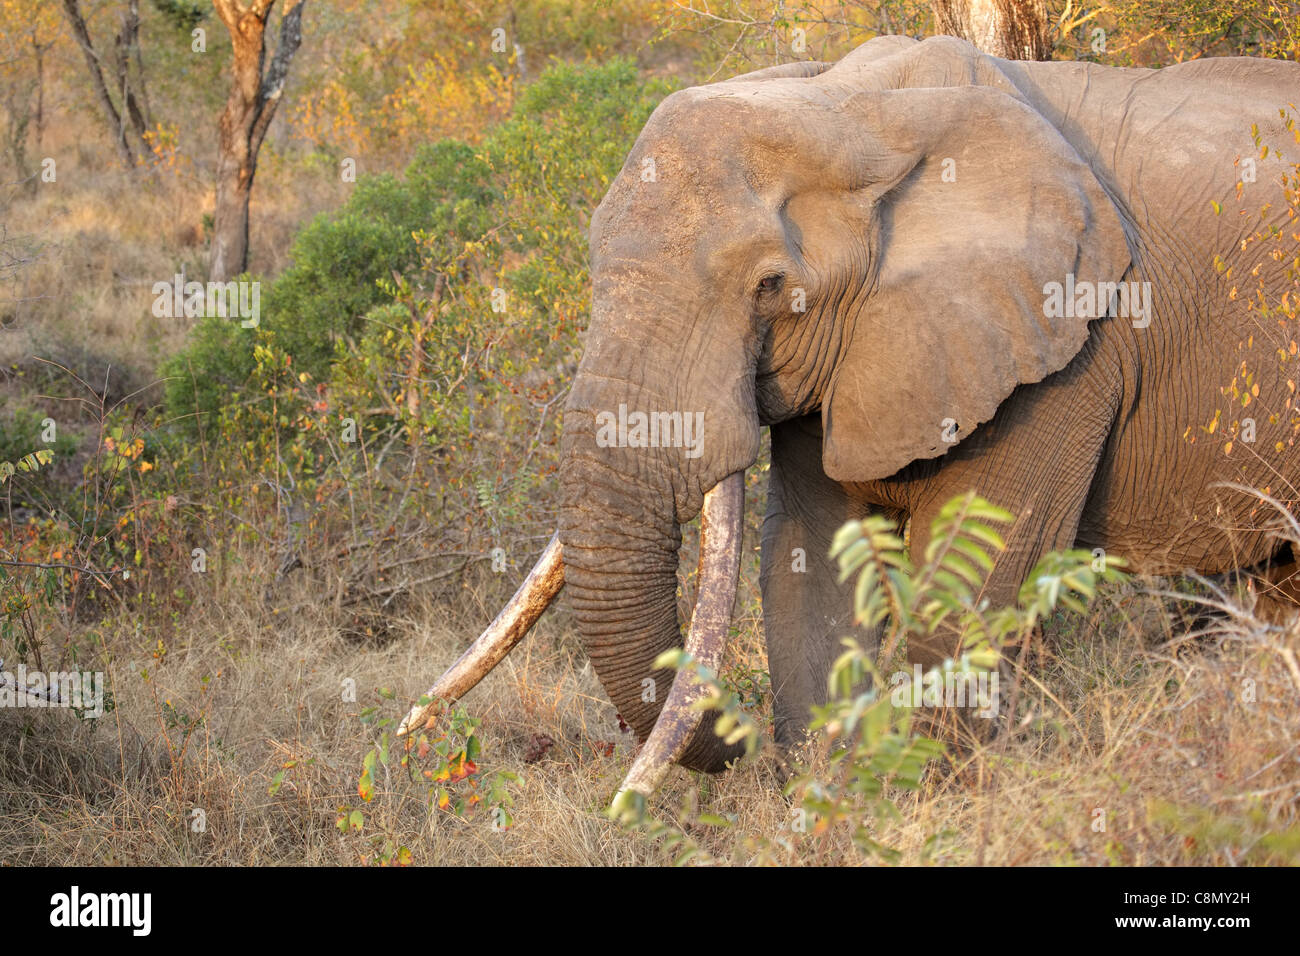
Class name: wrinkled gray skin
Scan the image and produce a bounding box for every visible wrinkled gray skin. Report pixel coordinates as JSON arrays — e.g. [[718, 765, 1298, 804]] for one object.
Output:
[[558, 36, 1300, 771]]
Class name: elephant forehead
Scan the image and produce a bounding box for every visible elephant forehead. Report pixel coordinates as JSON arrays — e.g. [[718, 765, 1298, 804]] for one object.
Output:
[[591, 89, 819, 268], [592, 159, 753, 271], [591, 177, 716, 264]]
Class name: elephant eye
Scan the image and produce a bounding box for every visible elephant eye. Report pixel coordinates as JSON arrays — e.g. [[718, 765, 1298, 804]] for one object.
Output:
[[756, 273, 783, 296]]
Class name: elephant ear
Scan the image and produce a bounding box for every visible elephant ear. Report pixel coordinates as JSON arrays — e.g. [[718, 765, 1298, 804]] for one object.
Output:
[[820, 84, 1132, 483]]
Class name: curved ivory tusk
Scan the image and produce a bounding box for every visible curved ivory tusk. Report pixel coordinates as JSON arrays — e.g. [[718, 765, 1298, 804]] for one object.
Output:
[[397, 533, 564, 737], [612, 472, 745, 805]]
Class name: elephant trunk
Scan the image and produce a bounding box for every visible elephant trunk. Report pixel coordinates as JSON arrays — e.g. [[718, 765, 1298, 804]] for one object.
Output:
[[559, 444, 746, 775], [398, 255, 759, 793]]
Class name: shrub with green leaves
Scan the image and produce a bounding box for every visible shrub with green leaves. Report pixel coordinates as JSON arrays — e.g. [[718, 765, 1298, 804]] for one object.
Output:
[[162, 140, 500, 431], [0, 405, 74, 474], [332, 691, 518, 867]]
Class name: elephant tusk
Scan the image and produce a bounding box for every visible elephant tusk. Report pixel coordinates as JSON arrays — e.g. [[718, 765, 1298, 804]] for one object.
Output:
[[397, 532, 564, 737], [612, 472, 745, 806]]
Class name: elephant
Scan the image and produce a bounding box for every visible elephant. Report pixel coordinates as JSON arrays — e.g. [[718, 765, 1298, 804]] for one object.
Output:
[[400, 35, 1300, 801]]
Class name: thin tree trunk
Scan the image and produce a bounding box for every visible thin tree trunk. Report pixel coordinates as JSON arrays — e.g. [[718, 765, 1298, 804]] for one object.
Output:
[[130, 1, 152, 131], [113, 0, 152, 157], [5, 96, 31, 186], [209, 0, 305, 282], [60, 0, 135, 167], [932, 0, 1053, 60], [33, 38, 46, 157], [405, 272, 446, 419]]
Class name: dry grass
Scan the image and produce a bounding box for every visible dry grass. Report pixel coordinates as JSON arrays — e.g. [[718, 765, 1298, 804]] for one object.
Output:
[[0, 117, 354, 404], [2, 554, 1297, 866]]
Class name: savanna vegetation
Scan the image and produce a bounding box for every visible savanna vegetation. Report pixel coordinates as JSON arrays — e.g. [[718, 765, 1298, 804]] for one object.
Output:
[[0, 0, 1296, 865]]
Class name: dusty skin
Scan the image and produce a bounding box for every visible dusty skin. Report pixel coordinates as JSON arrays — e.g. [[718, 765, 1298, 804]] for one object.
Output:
[[415, 35, 1300, 798]]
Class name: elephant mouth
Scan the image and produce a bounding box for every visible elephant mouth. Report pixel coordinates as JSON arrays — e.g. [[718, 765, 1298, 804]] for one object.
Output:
[[397, 471, 746, 800]]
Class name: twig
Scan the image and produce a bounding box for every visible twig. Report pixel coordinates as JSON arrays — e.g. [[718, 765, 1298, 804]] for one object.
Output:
[[0, 558, 122, 581]]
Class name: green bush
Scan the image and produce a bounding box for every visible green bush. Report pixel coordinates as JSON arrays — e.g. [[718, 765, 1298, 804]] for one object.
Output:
[[163, 140, 499, 433], [0, 404, 75, 467], [266, 144, 499, 372], [160, 309, 252, 436], [164, 59, 670, 455]]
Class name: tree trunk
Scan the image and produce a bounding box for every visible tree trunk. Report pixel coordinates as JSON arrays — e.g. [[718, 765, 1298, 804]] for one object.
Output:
[[60, 0, 136, 167], [209, 0, 305, 283], [112, 0, 152, 154], [932, 0, 1053, 60], [5, 92, 31, 187], [33, 37, 46, 158]]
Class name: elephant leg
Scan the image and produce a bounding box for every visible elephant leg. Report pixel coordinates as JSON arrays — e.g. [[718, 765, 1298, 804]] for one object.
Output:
[[903, 369, 1119, 670], [760, 415, 896, 750]]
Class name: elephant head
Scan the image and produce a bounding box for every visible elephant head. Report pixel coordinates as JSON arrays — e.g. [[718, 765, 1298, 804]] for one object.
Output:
[[400, 36, 1131, 800]]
